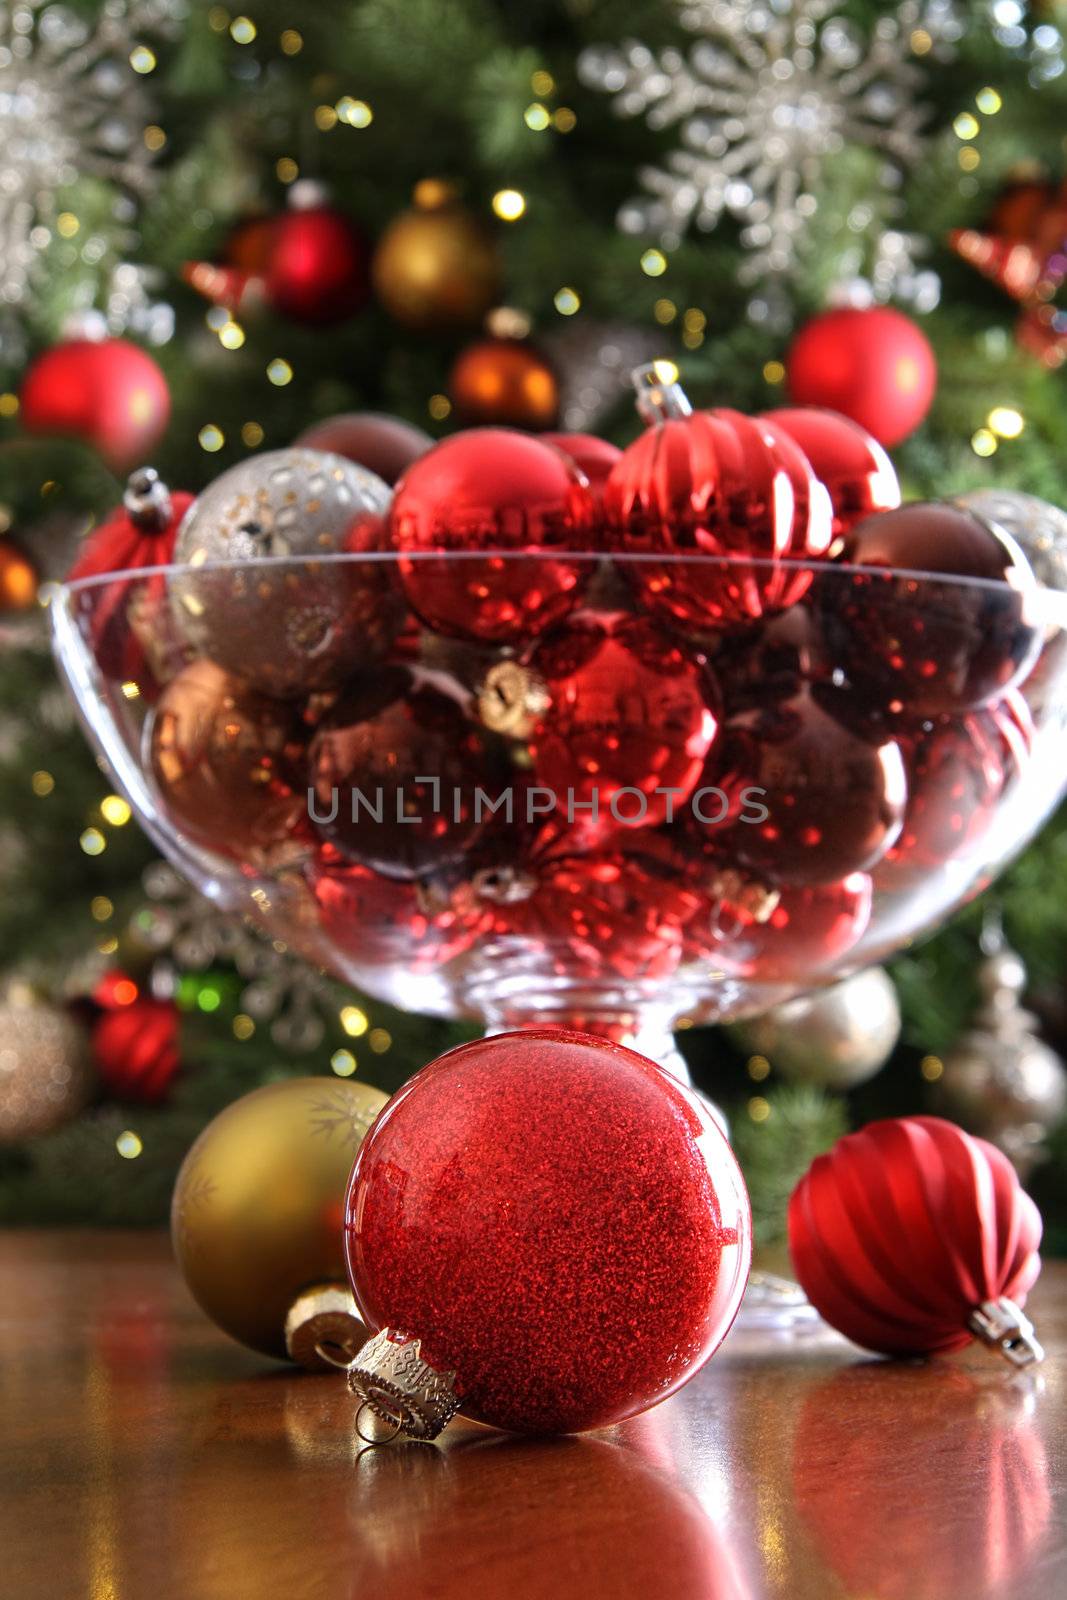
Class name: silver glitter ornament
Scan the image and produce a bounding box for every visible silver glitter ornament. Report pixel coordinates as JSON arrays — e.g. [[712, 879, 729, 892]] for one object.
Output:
[[956, 488, 1067, 594], [729, 966, 901, 1089], [937, 937, 1067, 1177], [0, 985, 94, 1141], [171, 448, 403, 699]]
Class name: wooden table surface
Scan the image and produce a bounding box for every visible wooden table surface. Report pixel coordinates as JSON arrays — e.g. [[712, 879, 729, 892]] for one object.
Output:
[[2, 1230, 1065, 1600]]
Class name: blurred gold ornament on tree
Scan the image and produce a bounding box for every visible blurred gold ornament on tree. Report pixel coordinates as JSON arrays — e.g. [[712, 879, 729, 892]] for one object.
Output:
[[171, 1075, 388, 1364], [372, 180, 501, 331], [0, 986, 94, 1141], [729, 967, 901, 1090], [448, 338, 560, 429], [0, 541, 38, 612]]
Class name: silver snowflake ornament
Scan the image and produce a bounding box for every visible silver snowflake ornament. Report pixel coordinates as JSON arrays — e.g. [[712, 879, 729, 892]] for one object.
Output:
[[579, 0, 960, 301], [0, 0, 177, 306]]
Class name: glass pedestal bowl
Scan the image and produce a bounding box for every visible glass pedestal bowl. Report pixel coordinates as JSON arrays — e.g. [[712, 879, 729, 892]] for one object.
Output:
[[51, 550, 1067, 1085]]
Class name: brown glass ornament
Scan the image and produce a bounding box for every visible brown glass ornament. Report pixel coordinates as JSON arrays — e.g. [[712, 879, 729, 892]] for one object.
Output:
[[294, 412, 433, 485]]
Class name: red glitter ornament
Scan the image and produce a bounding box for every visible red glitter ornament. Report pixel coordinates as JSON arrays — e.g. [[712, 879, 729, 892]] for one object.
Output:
[[704, 873, 873, 982], [307, 671, 493, 879], [388, 428, 596, 643], [20, 337, 170, 471], [712, 691, 906, 887], [92, 996, 181, 1104], [762, 407, 901, 542], [529, 613, 719, 835], [818, 503, 1043, 717], [788, 1116, 1043, 1362], [344, 1029, 751, 1436], [785, 306, 937, 447], [67, 469, 193, 694], [604, 380, 833, 631]]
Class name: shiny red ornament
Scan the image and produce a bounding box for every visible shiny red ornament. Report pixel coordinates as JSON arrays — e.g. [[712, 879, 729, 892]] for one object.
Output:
[[293, 412, 432, 484], [266, 204, 369, 325], [388, 428, 596, 643], [788, 1116, 1043, 1359], [67, 469, 193, 693], [703, 872, 873, 981], [20, 338, 170, 471], [308, 857, 487, 973], [92, 996, 181, 1104], [818, 503, 1043, 717], [529, 614, 719, 835], [785, 307, 937, 447], [604, 403, 833, 631], [542, 432, 623, 498], [308, 671, 493, 879], [344, 1029, 751, 1435], [712, 691, 906, 886], [762, 407, 901, 542]]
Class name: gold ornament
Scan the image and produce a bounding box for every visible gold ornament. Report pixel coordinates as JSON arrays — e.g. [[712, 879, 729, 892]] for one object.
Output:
[[0, 986, 94, 1141], [937, 938, 1067, 1176], [448, 338, 560, 429], [372, 180, 502, 331], [729, 967, 901, 1089], [171, 1075, 388, 1363]]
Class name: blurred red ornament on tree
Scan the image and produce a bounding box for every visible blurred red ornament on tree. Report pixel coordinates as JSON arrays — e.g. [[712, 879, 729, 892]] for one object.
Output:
[[448, 339, 560, 430], [785, 306, 937, 447], [788, 1116, 1043, 1358], [388, 428, 596, 643], [949, 177, 1067, 369], [93, 996, 181, 1104], [20, 338, 170, 471]]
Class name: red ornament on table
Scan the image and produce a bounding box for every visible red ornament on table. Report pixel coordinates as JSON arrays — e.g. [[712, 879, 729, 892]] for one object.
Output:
[[388, 428, 596, 643], [20, 338, 170, 471], [785, 306, 937, 447], [788, 1115, 1044, 1364], [92, 994, 180, 1104], [761, 407, 901, 542], [604, 365, 833, 631], [67, 469, 193, 692], [711, 690, 906, 886], [817, 502, 1043, 717], [528, 613, 719, 836], [343, 1029, 751, 1438], [293, 412, 432, 485]]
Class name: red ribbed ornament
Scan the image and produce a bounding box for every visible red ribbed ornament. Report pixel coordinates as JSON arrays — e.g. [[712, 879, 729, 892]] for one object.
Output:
[[788, 1116, 1043, 1360]]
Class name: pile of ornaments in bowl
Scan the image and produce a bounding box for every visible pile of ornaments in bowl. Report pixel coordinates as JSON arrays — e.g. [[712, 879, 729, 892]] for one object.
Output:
[[66, 378, 1063, 1015]]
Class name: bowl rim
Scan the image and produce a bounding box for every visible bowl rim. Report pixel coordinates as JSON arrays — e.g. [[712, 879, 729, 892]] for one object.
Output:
[[51, 548, 1064, 611]]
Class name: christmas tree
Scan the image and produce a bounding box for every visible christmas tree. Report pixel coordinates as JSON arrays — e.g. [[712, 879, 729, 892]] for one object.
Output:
[[1, 0, 1066, 1239]]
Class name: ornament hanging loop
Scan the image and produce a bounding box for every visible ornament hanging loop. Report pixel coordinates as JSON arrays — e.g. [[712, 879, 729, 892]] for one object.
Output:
[[346, 1328, 460, 1442], [968, 1297, 1045, 1368], [124, 466, 173, 531], [631, 361, 694, 424]]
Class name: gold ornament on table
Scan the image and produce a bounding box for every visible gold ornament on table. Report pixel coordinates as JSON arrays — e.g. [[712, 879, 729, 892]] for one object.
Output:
[[171, 1076, 388, 1367], [0, 984, 94, 1141], [728, 966, 901, 1089], [937, 929, 1067, 1176], [372, 179, 502, 332]]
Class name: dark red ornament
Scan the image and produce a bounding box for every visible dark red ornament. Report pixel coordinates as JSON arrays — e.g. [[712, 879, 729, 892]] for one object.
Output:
[[265, 203, 369, 325], [788, 1116, 1043, 1360], [542, 432, 623, 498], [703, 872, 873, 981], [307, 671, 492, 879], [604, 398, 833, 631], [293, 412, 432, 485], [762, 407, 901, 542], [20, 338, 170, 471], [711, 691, 906, 886], [388, 428, 596, 643], [67, 469, 193, 693], [529, 614, 719, 835], [712, 605, 825, 716], [785, 306, 937, 447], [92, 996, 181, 1104], [818, 503, 1043, 717], [344, 1029, 751, 1435]]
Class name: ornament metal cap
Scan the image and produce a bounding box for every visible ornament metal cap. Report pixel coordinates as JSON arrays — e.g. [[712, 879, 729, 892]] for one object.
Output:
[[632, 360, 693, 424], [124, 466, 172, 531], [284, 1284, 370, 1372], [347, 1327, 460, 1443], [478, 659, 550, 738], [968, 1296, 1045, 1368]]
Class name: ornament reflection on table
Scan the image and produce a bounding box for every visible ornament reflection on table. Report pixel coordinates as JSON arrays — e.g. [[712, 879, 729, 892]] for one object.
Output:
[[50, 367, 1067, 1103], [343, 1031, 751, 1440], [171, 1076, 387, 1367]]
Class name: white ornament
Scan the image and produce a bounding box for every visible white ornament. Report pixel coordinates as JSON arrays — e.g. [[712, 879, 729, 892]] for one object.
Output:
[[579, 0, 960, 307]]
